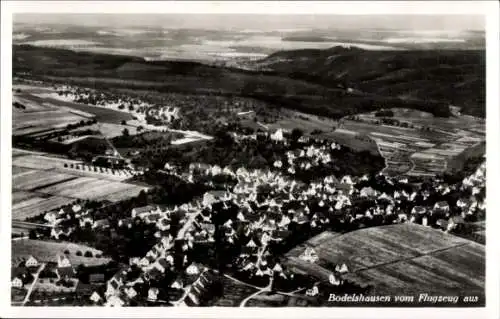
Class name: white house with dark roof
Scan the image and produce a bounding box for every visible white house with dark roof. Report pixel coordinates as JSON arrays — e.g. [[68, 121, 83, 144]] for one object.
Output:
[[25, 255, 39, 268]]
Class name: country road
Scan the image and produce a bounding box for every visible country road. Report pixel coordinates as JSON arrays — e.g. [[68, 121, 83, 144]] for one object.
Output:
[[22, 263, 45, 306], [239, 277, 273, 307]]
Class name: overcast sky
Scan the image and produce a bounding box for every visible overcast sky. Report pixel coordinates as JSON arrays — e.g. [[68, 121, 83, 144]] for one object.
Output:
[[14, 14, 485, 31]]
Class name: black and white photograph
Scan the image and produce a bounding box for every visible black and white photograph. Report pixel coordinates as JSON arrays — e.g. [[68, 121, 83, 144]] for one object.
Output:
[[1, 1, 499, 318]]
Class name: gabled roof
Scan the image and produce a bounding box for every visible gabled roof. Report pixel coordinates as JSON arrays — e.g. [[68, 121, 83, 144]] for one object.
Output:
[[57, 266, 76, 278], [157, 258, 169, 269], [89, 273, 105, 283]]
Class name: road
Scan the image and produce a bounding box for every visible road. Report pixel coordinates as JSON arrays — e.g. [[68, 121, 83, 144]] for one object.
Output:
[[12, 220, 51, 229], [176, 212, 200, 240], [239, 277, 273, 307], [22, 263, 45, 306]]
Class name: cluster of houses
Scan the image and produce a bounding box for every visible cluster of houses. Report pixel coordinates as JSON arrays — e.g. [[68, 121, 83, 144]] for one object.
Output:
[[53, 84, 182, 125], [11, 255, 76, 290], [23, 124, 486, 306]]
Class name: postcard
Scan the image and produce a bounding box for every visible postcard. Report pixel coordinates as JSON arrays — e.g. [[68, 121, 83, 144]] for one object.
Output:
[[1, 1, 498, 319]]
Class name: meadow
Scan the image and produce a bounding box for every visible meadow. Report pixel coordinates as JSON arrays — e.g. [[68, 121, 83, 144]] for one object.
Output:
[[12, 239, 112, 267], [11, 151, 148, 220], [285, 224, 484, 298]]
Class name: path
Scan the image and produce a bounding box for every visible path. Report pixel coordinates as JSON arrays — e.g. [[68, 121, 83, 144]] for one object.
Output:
[[22, 263, 45, 306], [12, 220, 52, 229], [176, 212, 200, 240], [239, 277, 273, 307]]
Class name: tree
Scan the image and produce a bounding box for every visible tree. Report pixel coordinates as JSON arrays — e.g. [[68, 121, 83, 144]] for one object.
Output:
[[122, 128, 130, 137], [291, 128, 303, 141], [28, 230, 37, 239]]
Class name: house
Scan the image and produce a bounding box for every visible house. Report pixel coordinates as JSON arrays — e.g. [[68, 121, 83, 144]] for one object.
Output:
[[51, 227, 64, 239], [270, 129, 285, 142], [147, 267, 164, 281], [89, 273, 105, 284], [106, 295, 125, 307], [203, 190, 231, 206], [329, 273, 341, 286], [139, 256, 152, 268], [92, 219, 110, 229], [171, 280, 183, 290], [157, 218, 170, 231], [106, 277, 123, 296], [145, 213, 162, 224], [125, 287, 138, 299], [11, 277, 24, 288], [79, 215, 94, 228], [246, 239, 257, 248], [57, 255, 72, 268], [457, 198, 470, 209], [25, 255, 39, 268], [411, 206, 427, 215], [72, 204, 82, 213], [44, 211, 62, 225], [340, 175, 353, 185], [433, 201, 450, 212], [56, 266, 76, 280], [360, 187, 377, 198], [89, 291, 102, 303], [335, 263, 349, 274], [148, 287, 159, 301], [300, 247, 319, 263], [436, 219, 449, 231], [272, 263, 283, 273], [131, 205, 157, 219], [186, 263, 200, 276], [154, 258, 170, 273], [306, 285, 319, 297]]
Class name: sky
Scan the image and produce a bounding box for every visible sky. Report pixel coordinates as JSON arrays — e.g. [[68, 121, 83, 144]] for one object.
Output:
[[14, 14, 485, 31]]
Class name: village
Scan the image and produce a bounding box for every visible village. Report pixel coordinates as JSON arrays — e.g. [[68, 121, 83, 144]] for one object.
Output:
[[11, 125, 486, 307]]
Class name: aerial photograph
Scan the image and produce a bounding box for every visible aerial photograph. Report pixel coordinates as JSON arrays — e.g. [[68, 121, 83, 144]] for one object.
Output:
[[9, 11, 486, 308]]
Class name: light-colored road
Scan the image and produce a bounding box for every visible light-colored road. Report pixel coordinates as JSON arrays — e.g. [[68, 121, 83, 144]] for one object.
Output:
[[239, 277, 273, 307], [22, 263, 45, 306], [176, 212, 200, 240]]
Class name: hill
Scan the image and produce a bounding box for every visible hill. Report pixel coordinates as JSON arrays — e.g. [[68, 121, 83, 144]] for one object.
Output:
[[13, 45, 482, 119], [249, 46, 485, 117]]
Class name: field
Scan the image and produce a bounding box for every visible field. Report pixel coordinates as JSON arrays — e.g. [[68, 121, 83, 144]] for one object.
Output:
[[266, 111, 339, 134], [285, 231, 343, 259], [12, 170, 77, 191], [13, 93, 94, 137], [12, 194, 75, 220], [284, 224, 485, 298], [337, 109, 485, 176], [72, 122, 139, 139], [11, 239, 112, 267], [33, 93, 134, 124], [212, 276, 259, 307], [34, 176, 146, 202], [12, 151, 139, 182], [11, 151, 149, 220]]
